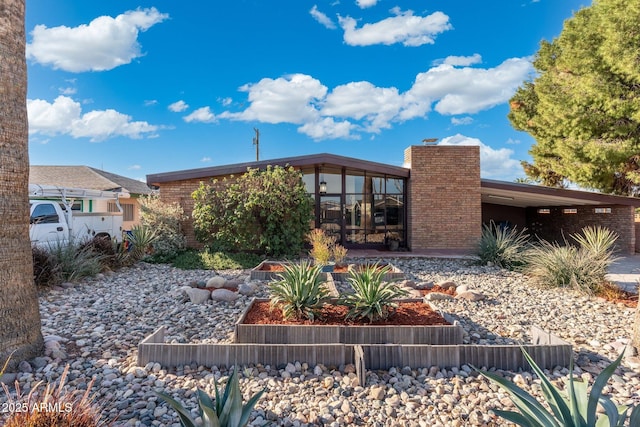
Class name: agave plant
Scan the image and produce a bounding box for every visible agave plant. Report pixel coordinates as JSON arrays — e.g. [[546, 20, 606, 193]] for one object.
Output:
[[476, 347, 640, 427], [339, 262, 409, 323], [268, 260, 331, 321], [157, 369, 264, 427], [125, 224, 159, 261]]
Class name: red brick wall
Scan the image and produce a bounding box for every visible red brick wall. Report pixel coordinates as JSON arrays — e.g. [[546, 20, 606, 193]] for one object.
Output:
[[405, 145, 482, 251], [526, 205, 636, 254]]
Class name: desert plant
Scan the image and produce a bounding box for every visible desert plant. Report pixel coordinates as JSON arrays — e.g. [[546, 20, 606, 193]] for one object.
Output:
[[157, 368, 264, 427], [1, 364, 102, 427], [332, 244, 348, 266], [139, 195, 187, 260], [125, 224, 159, 262], [339, 262, 409, 323], [32, 244, 61, 286], [171, 249, 263, 270], [308, 228, 335, 266], [476, 347, 640, 427], [476, 221, 530, 269], [79, 235, 120, 270], [525, 226, 618, 295], [45, 239, 104, 282], [269, 260, 331, 321], [192, 165, 313, 257]]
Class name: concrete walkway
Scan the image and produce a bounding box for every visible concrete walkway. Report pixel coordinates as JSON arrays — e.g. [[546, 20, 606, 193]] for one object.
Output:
[[606, 254, 640, 293]]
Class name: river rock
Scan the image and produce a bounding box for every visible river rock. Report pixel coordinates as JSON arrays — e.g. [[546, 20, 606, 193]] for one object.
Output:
[[206, 276, 227, 288], [210, 289, 239, 302], [185, 287, 211, 304]]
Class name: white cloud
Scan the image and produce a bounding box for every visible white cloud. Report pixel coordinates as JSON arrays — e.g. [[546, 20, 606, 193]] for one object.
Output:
[[451, 116, 473, 126], [168, 100, 189, 112], [506, 137, 521, 144], [184, 107, 216, 123], [200, 57, 532, 141], [438, 134, 522, 179], [201, 157, 212, 162], [218, 97, 232, 107], [144, 99, 158, 106], [59, 87, 77, 95], [128, 164, 141, 170], [28, 95, 158, 142], [26, 7, 168, 72], [339, 8, 452, 47], [441, 53, 482, 66], [310, 5, 336, 29], [405, 57, 533, 116], [356, 0, 378, 8], [220, 74, 327, 124]]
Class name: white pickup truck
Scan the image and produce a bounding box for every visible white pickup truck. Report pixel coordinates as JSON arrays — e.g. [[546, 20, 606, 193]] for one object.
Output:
[[29, 184, 129, 247]]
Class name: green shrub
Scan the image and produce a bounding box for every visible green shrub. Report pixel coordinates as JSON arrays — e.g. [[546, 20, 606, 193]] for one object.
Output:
[[124, 224, 159, 263], [339, 262, 409, 323], [139, 195, 186, 260], [269, 260, 331, 321], [525, 226, 618, 294], [157, 369, 264, 427], [79, 235, 120, 270], [192, 165, 313, 257], [171, 249, 263, 270], [476, 347, 640, 427], [476, 221, 529, 269]]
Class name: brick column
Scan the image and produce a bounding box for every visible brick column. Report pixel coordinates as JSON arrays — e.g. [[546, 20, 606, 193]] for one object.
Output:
[[404, 145, 482, 251]]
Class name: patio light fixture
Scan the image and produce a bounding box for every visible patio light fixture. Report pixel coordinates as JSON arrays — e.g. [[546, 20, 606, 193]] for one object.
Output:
[[319, 180, 327, 195]]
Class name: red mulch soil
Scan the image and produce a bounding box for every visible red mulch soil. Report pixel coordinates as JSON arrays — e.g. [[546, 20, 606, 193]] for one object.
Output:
[[257, 263, 350, 273], [598, 282, 637, 308], [418, 285, 457, 297], [243, 300, 450, 326]]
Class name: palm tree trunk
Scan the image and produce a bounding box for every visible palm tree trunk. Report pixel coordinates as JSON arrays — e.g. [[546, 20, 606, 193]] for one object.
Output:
[[0, 0, 44, 370]]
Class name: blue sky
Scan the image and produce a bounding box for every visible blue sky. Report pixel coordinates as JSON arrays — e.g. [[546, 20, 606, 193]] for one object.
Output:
[[26, 0, 590, 182]]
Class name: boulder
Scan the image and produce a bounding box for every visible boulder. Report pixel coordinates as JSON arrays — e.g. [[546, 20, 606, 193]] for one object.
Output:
[[238, 282, 258, 296], [210, 289, 239, 302], [455, 284, 469, 294], [436, 280, 457, 290], [185, 288, 211, 304], [206, 276, 227, 289], [415, 281, 434, 290], [455, 290, 485, 301], [223, 279, 243, 290], [424, 292, 454, 301]]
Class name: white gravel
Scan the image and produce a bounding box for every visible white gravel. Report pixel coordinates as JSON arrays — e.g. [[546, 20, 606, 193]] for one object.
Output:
[[1, 258, 639, 426]]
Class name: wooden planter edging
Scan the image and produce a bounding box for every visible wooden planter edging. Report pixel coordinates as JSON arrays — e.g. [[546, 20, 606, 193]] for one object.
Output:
[[235, 298, 463, 345], [139, 326, 571, 371]]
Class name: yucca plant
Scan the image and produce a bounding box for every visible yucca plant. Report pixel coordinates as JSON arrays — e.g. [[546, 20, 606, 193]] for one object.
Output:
[[476, 221, 530, 269], [268, 260, 331, 321], [476, 347, 640, 427], [571, 226, 618, 264], [45, 239, 104, 282], [339, 262, 409, 323], [157, 369, 264, 427], [125, 224, 159, 262]]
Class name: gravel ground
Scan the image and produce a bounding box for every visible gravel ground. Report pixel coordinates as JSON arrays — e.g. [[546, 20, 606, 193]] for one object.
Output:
[[1, 258, 639, 426]]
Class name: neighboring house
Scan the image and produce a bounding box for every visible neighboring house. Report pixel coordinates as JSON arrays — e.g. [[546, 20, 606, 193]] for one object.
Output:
[[147, 145, 640, 254], [30, 165, 153, 232]]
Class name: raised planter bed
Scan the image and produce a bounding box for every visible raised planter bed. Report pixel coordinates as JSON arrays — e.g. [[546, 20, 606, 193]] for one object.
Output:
[[234, 298, 463, 345]]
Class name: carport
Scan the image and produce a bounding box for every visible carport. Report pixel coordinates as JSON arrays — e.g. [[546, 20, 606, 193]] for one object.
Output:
[[481, 179, 640, 254]]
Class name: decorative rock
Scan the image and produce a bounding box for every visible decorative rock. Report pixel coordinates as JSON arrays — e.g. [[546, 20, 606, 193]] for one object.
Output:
[[368, 386, 385, 400], [184, 287, 211, 304], [238, 282, 258, 296], [455, 284, 468, 294], [18, 361, 32, 373], [424, 292, 454, 301], [436, 280, 457, 290], [455, 290, 485, 301], [206, 276, 227, 288], [224, 279, 243, 290], [415, 281, 434, 290], [210, 289, 239, 302]]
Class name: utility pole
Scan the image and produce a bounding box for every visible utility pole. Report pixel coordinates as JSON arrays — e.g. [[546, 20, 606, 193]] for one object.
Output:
[[253, 128, 260, 161]]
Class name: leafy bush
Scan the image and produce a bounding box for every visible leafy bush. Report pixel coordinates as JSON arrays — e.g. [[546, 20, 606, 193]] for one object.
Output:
[[476, 221, 530, 269], [1, 364, 102, 427], [269, 260, 331, 321], [171, 249, 263, 270], [525, 226, 618, 294], [79, 235, 120, 270], [192, 165, 313, 257], [157, 369, 264, 427], [477, 347, 640, 427], [308, 228, 348, 266], [339, 262, 409, 323], [139, 194, 187, 260]]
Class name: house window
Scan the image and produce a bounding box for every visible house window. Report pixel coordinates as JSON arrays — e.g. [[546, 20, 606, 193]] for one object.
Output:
[[537, 208, 550, 214], [108, 202, 134, 221], [594, 207, 611, 214], [563, 208, 577, 214]]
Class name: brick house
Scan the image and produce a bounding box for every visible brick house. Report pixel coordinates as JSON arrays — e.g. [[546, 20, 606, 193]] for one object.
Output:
[[147, 145, 640, 254]]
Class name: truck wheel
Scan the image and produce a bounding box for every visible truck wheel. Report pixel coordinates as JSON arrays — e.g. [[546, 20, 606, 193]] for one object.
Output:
[[95, 233, 111, 241]]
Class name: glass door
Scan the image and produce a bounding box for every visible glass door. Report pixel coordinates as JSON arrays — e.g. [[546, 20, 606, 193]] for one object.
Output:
[[319, 195, 343, 243]]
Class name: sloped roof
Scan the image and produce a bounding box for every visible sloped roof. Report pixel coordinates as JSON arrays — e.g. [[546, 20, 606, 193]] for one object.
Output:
[[30, 166, 153, 196]]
